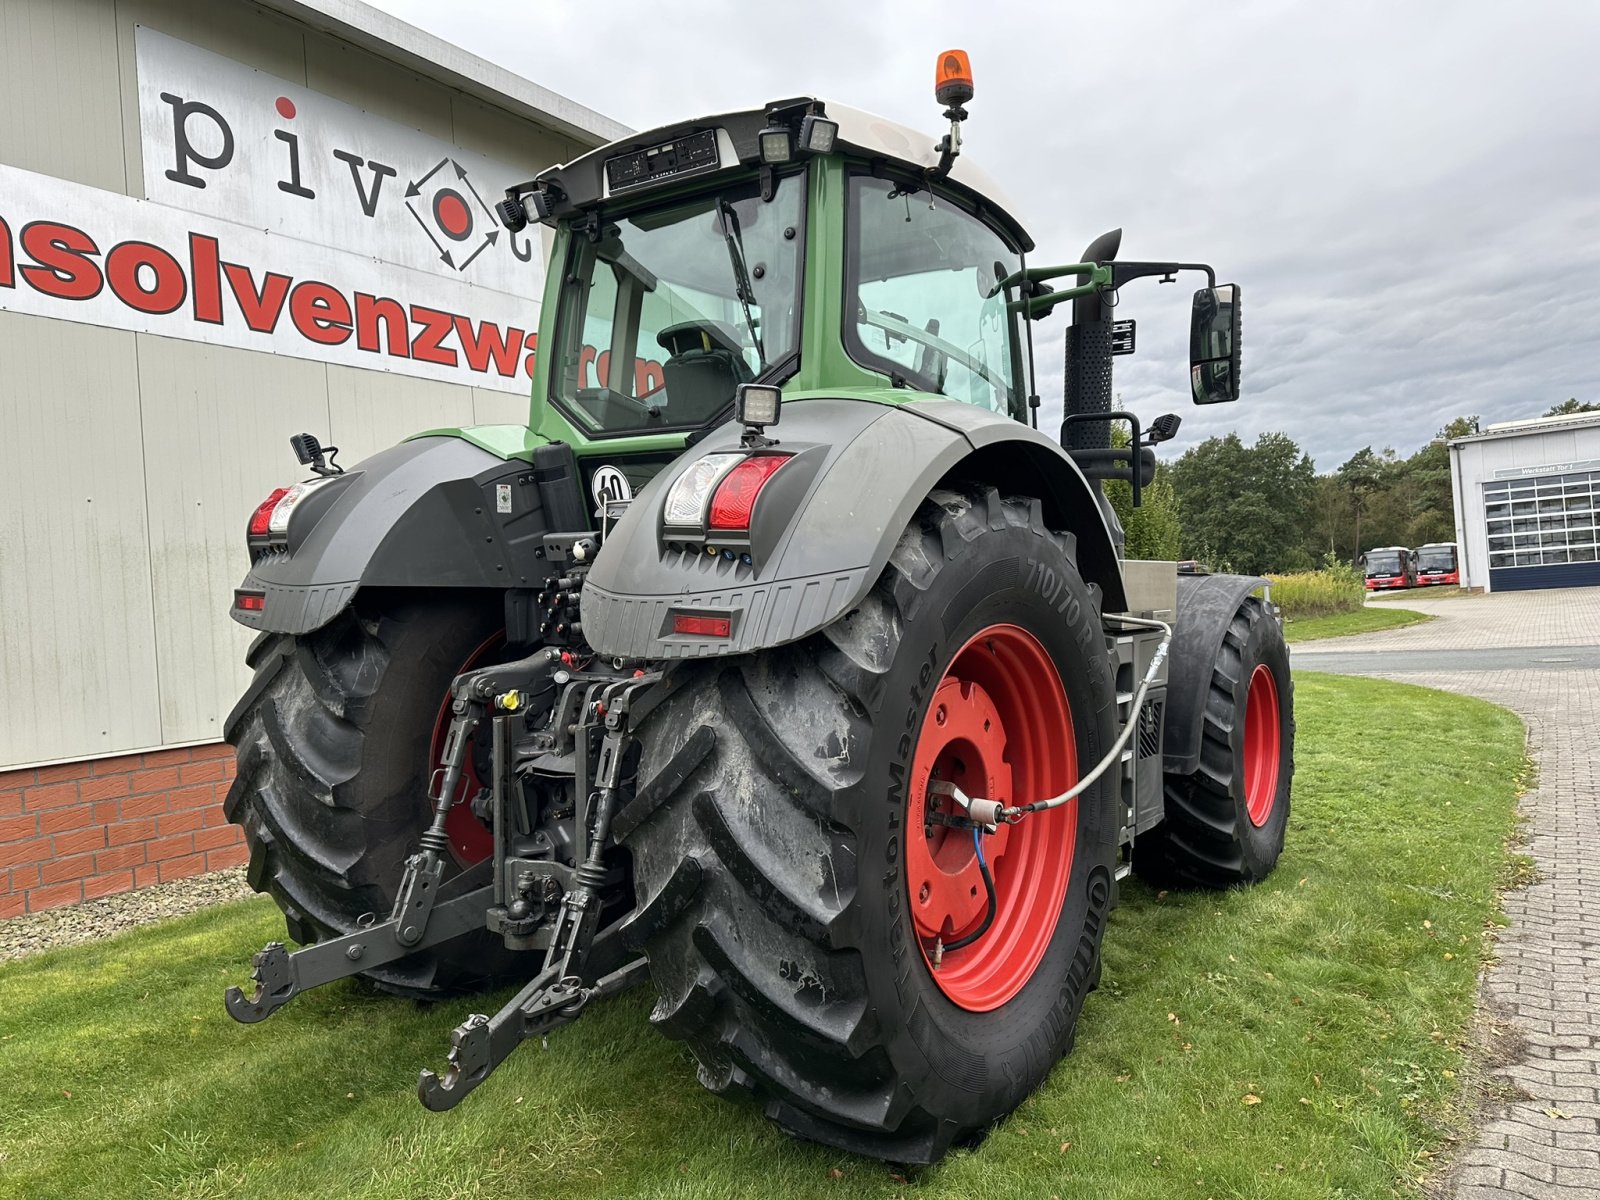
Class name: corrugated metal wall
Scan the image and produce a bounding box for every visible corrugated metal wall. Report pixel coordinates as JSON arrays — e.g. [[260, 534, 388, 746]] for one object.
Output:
[[0, 0, 588, 766]]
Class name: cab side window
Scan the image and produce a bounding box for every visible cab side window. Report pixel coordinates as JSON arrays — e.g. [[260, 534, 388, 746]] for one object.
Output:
[[845, 174, 1024, 416]]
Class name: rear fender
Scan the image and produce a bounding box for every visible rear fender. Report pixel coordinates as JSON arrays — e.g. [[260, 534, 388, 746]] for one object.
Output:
[[1160, 572, 1271, 776], [580, 397, 1127, 659], [233, 437, 553, 635]]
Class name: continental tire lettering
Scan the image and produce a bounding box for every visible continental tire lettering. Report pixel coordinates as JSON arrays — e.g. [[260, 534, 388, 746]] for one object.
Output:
[[410, 305, 458, 366], [19, 221, 103, 301], [289, 280, 353, 345]]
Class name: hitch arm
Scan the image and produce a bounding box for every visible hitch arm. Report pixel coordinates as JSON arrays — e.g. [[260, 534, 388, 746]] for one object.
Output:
[[416, 925, 648, 1111], [224, 883, 495, 1023]]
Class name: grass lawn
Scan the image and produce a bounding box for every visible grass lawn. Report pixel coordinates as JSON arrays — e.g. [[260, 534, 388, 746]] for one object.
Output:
[[0, 675, 1525, 1200], [1285, 606, 1431, 642]]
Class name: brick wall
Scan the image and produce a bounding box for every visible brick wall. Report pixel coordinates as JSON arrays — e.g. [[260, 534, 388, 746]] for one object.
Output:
[[0, 744, 244, 918]]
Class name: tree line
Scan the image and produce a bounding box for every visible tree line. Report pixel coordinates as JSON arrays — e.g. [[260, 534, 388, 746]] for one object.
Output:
[[1108, 399, 1598, 574]]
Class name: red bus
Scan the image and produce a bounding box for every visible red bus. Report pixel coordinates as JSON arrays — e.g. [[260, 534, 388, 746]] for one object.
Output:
[[1413, 541, 1460, 586], [1361, 546, 1415, 590]]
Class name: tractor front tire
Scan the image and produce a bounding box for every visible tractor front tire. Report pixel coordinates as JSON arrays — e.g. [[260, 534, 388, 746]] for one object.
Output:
[[1137, 595, 1293, 888], [619, 488, 1119, 1162], [224, 592, 518, 997]]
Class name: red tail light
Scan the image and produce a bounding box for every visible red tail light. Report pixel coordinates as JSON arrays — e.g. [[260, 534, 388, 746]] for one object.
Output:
[[234, 590, 265, 612], [249, 487, 291, 537], [707, 454, 790, 531]]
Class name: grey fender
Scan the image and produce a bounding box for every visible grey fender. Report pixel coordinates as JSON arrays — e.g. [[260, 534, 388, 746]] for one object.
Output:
[[580, 397, 1127, 660], [233, 436, 553, 635], [1160, 571, 1271, 776]]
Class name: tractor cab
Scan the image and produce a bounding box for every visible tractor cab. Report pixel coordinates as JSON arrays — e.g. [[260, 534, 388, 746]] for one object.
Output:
[[493, 86, 1241, 511]]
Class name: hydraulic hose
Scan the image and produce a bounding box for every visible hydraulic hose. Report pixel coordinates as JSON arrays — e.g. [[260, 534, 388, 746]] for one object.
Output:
[[1001, 613, 1173, 821], [941, 828, 996, 953]]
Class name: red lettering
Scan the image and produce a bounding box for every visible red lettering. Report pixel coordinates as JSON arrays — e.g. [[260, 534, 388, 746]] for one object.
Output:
[[636, 358, 665, 396], [578, 344, 597, 388], [522, 333, 538, 379], [290, 280, 352, 345], [409, 305, 457, 366], [189, 233, 222, 324], [355, 292, 409, 357], [0, 215, 12, 289], [453, 315, 522, 377], [19, 221, 102, 301], [223, 261, 292, 333], [596, 350, 612, 388], [106, 241, 187, 315]]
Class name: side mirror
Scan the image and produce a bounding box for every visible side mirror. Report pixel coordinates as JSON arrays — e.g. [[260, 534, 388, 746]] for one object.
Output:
[[1189, 283, 1242, 404]]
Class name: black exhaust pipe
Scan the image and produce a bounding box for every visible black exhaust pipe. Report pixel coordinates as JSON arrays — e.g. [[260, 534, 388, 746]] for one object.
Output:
[[1063, 228, 1122, 455]]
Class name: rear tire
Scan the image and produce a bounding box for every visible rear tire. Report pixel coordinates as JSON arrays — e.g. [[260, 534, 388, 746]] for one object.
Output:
[[618, 488, 1119, 1162], [1136, 595, 1293, 888], [223, 592, 520, 996]]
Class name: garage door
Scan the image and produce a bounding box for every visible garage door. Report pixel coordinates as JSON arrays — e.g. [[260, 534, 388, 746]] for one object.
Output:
[[1485, 470, 1600, 591]]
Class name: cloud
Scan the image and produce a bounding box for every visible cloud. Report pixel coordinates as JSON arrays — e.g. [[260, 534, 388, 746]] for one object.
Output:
[[372, 0, 1600, 470]]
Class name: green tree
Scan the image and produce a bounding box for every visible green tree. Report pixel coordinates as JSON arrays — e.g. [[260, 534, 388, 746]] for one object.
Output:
[[1545, 398, 1600, 416], [1169, 432, 1315, 574], [1106, 453, 1183, 561]]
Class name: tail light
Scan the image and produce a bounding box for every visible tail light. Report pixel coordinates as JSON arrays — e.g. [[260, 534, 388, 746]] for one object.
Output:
[[246, 478, 338, 544], [248, 487, 291, 537], [663, 452, 792, 535], [708, 455, 790, 531]]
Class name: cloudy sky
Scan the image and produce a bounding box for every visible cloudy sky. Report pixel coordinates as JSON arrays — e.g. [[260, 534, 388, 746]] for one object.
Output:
[[372, 0, 1600, 471]]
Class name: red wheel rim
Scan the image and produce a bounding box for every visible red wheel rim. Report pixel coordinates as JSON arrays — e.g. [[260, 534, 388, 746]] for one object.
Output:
[[1243, 663, 1282, 827], [429, 632, 504, 866], [906, 624, 1077, 1012]]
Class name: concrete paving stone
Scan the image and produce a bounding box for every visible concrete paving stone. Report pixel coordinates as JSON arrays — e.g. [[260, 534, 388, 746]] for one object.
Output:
[[1297, 589, 1600, 1197]]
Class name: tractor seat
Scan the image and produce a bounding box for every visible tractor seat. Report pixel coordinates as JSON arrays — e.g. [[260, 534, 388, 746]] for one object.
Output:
[[657, 321, 753, 424]]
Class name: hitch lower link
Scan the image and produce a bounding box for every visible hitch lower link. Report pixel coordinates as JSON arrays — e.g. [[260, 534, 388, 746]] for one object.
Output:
[[224, 674, 496, 1024], [223, 655, 657, 1115], [417, 674, 656, 1110]]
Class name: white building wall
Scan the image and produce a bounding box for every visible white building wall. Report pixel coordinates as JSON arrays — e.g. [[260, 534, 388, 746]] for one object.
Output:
[[1449, 420, 1600, 593], [0, 0, 617, 767]]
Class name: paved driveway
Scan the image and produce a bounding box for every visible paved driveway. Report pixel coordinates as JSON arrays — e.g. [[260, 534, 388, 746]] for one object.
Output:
[[1293, 588, 1600, 1198]]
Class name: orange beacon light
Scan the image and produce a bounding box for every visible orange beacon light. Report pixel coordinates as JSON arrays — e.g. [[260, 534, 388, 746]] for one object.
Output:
[[935, 50, 974, 108]]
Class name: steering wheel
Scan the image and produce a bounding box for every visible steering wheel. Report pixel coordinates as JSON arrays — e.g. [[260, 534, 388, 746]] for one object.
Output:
[[859, 309, 1008, 396]]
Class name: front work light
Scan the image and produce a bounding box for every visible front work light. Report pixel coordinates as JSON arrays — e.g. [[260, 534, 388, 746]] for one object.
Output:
[[758, 126, 793, 164], [798, 115, 839, 154], [734, 383, 782, 430]]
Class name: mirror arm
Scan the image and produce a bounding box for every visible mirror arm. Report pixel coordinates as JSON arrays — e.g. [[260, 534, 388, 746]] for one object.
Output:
[[1002, 262, 1114, 317], [1110, 260, 1216, 289]]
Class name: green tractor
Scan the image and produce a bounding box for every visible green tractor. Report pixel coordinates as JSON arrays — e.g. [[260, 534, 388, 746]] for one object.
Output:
[[223, 54, 1292, 1163]]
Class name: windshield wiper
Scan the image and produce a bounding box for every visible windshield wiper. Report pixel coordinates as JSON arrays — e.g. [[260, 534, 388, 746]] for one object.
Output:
[[717, 199, 765, 365]]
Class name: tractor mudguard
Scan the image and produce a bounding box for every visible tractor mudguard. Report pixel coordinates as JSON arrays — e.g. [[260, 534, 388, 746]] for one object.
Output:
[[580, 397, 1126, 659], [232, 436, 551, 635], [1160, 571, 1271, 775]]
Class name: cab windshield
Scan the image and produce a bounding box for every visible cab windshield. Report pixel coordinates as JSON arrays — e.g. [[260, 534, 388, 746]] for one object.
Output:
[[1365, 551, 1405, 575], [547, 172, 805, 436], [1417, 547, 1456, 570]]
